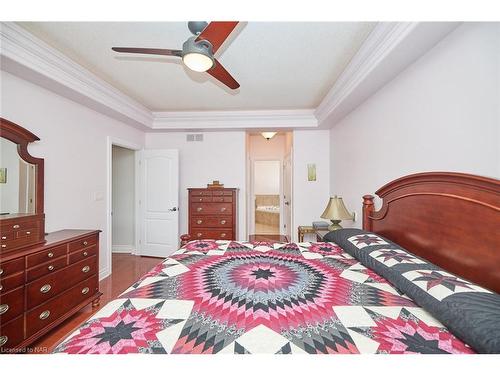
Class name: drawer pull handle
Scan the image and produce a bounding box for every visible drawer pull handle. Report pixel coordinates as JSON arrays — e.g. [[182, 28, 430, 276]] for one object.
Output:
[[220, 207, 226, 212], [221, 233, 226, 238], [1, 245, 6, 248], [47, 265, 54, 271], [199, 198, 203, 201], [83, 241, 88, 246], [0, 304, 9, 315], [197, 233, 202, 238], [47, 252, 54, 258], [197, 207, 202, 212], [0, 285, 3, 292], [220, 220, 226, 225], [0, 336, 7, 347], [82, 266, 90, 273], [13, 224, 20, 229], [196, 220, 203, 224], [26, 231, 31, 235], [40, 284, 52, 293], [83, 251, 88, 256], [0, 268, 3, 275], [1, 236, 6, 240], [82, 287, 90, 295], [39, 310, 50, 320]]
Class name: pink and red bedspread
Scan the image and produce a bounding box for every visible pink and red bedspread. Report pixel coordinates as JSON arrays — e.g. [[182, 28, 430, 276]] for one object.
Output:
[[53, 240, 474, 354]]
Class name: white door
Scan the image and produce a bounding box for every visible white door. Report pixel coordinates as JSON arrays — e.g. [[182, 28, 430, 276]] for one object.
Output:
[[139, 149, 179, 257], [283, 153, 292, 239]]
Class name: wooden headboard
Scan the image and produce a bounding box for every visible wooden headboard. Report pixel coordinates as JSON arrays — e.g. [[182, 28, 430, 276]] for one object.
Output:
[[362, 172, 500, 293]]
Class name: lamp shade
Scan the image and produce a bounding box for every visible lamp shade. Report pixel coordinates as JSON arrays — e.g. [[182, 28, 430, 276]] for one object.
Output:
[[320, 196, 353, 221]]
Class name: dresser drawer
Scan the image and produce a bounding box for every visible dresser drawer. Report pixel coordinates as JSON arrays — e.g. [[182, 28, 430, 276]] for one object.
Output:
[[26, 255, 67, 282], [212, 191, 233, 196], [190, 196, 213, 203], [212, 196, 232, 203], [68, 234, 98, 253], [191, 216, 232, 228], [26, 276, 98, 338], [69, 245, 97, 264], [0, 286, 24, 325], [27, 255, 97, 309], [16, 227, 39, 239], [0, 219, 40, 232], [0, 231, 15, 242], [0, 272, 24, 295], [0, 315, 24, 350], [190, 190, 212, 196], [1, 235, 39, 252], [26, 244, 67, 268], [0, 258, 24, 278], [191, 203, 232, 215], [191, 229, 233, 241]]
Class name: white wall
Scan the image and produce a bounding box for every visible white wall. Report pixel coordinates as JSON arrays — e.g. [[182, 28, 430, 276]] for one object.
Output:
[[0, 70, 145, 278], [112, 145, 135, 251], [329, 22, 500, 228], [145, 132, 247, 239], [247, 134, 286, 160], [293, 129, 331, 240]]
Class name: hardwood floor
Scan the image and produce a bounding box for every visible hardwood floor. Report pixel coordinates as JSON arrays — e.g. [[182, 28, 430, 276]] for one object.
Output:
[[249, 234, 289, 242], [27, 253, 163, 353]]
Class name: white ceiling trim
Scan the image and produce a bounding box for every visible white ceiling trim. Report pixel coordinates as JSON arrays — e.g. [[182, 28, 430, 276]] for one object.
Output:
[[0, 22, 153, 129], [315, 22, 461, 127], [1, 22, 460, 132], [152, 109, 317, 130]]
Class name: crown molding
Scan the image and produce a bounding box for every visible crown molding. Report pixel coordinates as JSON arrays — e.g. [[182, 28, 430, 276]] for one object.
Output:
[[315, 22, 461, 128], [1, 21, 461, 132], [152, 109, 317, 130], [0, 22, 153, 129]]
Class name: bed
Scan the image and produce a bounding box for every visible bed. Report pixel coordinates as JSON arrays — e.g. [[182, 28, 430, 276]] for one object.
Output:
[[53, 172, 500, 354]]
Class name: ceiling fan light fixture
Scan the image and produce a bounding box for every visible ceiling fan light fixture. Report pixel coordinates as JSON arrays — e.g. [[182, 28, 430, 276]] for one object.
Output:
[[182, 52, 214, 72], [261, 132, 278, 140]]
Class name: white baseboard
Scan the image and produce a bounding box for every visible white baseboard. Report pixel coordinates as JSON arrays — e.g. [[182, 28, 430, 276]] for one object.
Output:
[[112, 245, 135, 254], [99, 266, 110, 281]]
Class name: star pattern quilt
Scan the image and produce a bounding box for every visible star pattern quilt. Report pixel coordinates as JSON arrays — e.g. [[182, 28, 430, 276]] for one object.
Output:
[[53, 240, 475, 354]]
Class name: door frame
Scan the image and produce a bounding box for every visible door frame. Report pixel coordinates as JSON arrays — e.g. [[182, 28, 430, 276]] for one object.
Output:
[[104, 136, 141, 280], [248, 158, 283, 236]]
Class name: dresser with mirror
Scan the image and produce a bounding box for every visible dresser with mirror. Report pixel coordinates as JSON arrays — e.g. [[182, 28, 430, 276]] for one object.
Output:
[[0, 117, 101, 352]]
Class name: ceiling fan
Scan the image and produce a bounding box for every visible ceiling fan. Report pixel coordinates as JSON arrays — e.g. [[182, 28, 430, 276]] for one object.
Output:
[[111, 21, 240, 90]]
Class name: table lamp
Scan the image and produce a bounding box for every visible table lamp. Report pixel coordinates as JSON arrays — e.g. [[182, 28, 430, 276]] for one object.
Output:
[[320, 196, 354, 231]]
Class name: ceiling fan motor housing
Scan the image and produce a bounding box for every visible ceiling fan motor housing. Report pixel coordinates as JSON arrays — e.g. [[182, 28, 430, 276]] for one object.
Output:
[[182, 36, 214, 59]]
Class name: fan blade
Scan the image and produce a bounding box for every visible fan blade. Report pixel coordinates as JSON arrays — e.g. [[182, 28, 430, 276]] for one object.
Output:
[[195, 22, 239, 54], [111, 47, 182, 57], [207, 59, 240, 89]]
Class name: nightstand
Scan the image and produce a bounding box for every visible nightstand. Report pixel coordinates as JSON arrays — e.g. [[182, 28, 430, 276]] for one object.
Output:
[[297, 226, 315, 242], [315, 230, 329, 242]]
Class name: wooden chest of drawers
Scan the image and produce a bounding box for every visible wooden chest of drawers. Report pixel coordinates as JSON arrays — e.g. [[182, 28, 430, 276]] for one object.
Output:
[[188, 188, 238, 241], [0, 229, 101, 352]]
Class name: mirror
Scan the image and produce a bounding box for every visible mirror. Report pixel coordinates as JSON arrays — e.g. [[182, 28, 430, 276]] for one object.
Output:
[[0, 137, 37, 215]]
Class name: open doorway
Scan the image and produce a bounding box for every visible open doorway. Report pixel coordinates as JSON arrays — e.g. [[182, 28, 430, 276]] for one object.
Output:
[[111, 145, 136, 254], [246, 132, 293, 240], [253, 160, 281, 234]]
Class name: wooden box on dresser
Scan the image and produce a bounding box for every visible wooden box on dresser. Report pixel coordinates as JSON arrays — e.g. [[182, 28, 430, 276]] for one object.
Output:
[[0, 230, 101, 351], [0, 117, 101, 353], [188, 187, 238, 241]]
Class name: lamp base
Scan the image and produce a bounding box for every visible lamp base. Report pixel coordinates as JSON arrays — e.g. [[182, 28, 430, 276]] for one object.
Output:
[[328, 220, 343, 231]]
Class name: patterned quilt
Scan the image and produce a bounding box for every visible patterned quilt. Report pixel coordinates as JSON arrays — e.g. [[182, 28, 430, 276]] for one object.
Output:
[[53, 240, 475, 354]]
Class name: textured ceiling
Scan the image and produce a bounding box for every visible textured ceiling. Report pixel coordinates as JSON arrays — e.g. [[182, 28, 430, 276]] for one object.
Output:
[[19, 22, 376, 111]]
